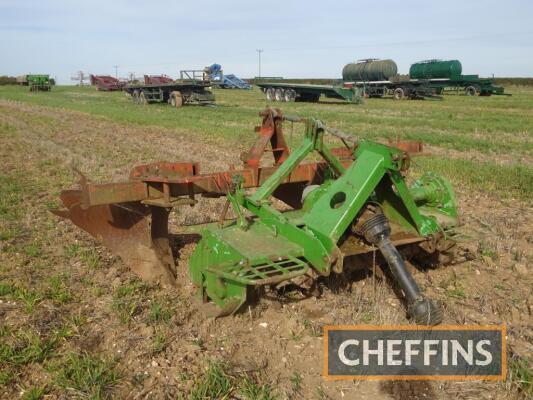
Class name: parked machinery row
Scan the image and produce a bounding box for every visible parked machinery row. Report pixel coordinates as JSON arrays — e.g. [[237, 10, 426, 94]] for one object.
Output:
[[259, 58, 507, 103], [93, 63, 249, 108], [343, 58, 505, 97]]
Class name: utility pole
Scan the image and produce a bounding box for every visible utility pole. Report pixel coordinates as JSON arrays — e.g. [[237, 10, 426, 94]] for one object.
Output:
[[256, 49, 263, 78], [114, 65, 118, 79]]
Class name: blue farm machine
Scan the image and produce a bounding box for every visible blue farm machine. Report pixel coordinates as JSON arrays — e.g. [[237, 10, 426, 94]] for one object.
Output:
[[205, 64, 252, 89]]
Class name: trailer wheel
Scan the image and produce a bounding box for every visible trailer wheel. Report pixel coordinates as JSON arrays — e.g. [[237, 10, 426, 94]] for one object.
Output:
[[274, 88, 284, 102], [393, 87, 405, 100], [170, 91, 183, 108], [138, 91, 148, 105], [265, 88, 275, 101], [132, 90, 140, 104], [284, 89, 296, 102], [465, 86, 477, 96]]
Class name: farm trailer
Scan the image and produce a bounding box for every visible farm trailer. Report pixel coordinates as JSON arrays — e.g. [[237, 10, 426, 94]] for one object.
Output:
[[409, 60, 508, 96], [256, 82, 363, 103], [257, 60, 437, 102], [16, 74, 52, 91], [344, 79, 438, 100], [348, 58, 507, 97], [342, 59, 438, 100], [426, 76, 507, 96], [343, 58, 507, 99], [124, 81, 215, 107]]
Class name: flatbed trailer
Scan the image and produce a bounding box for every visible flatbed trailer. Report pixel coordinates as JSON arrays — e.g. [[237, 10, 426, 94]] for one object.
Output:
[[124, 81, 215, 107], [426, 76, 508, 96], [345, 79, 439, 100], [256, 82, 362, 103]]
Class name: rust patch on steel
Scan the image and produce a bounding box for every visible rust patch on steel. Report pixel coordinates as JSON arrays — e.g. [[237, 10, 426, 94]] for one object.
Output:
[[388, 139, 424, 154], [52, 191, 175, 286]]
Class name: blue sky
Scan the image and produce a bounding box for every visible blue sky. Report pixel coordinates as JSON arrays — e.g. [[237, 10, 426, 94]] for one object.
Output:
[[1, 0, 532, 83]]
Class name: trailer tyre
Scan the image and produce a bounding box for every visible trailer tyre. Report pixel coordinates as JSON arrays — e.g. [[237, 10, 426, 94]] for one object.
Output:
[[465, 86, 477, 96], [393, 87, 405, 100], [274, 88, 284, 102], [265, 88, 275, 101], [284, 89, 296, 102], [138, 91, 148, 105], [170, 91, 183, 108], [132, 90, 140, 104]]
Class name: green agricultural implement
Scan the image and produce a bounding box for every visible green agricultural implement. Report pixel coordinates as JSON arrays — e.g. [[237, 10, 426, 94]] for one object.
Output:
[[17, 74, 52, 91], [54, 109, 457, 325]]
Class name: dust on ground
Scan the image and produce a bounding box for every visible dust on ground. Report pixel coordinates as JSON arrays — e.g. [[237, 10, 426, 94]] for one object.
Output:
[[0, 100, 531, 399]]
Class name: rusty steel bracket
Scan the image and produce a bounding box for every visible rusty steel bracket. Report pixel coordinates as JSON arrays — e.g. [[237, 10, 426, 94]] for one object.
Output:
[[388, 139, 425, 155], [240, 108, 290, 168]]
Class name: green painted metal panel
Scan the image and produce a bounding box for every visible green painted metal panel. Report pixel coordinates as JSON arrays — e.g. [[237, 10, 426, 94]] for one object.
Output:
[[409, 60, 462, 79], [27, 75, 50, 84], [214, 223, 304, 261], [302, 145, 386, 243]]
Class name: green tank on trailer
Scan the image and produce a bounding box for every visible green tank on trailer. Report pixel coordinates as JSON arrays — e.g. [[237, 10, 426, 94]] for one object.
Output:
[[342, 59, 398, 82], [409, 60, 462, 79], [410, 60, 508, 96]]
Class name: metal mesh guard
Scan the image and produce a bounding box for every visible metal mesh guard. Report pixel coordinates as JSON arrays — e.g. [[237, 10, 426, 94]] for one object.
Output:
[[206, 256, 309, 286]]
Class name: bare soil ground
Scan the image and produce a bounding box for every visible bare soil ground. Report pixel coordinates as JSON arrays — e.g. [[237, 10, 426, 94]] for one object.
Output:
[[0, 99, 531, 399]]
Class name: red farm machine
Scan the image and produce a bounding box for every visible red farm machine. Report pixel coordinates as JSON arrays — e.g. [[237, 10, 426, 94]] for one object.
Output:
[[54, 109, 457, 325], [144, 75, 174, 85], [90, 75, 127, 91]]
